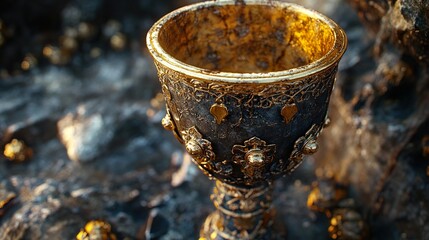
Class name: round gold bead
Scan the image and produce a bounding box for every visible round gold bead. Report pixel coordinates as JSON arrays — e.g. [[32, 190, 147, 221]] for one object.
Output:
[[110, 32, 126, 51], [3, 139, 33, 162], [76, 220, 117, 240], [21, 54, 37, 71], [161, 115, 174, 131], [303, 139, 318, 155], [186, 140, 203, 156], [245, 149, 265, 164]]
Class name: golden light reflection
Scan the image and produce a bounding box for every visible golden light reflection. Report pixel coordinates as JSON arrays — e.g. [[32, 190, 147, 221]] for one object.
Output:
[[76, 220, 117, 240], [0, 192, 16, 216], [159, 4, 334, 73], [3, 139, 33, 162], [21, 54, 37, 71]]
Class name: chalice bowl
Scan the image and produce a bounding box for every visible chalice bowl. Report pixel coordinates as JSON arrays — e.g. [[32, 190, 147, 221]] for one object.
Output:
[[147, 0, 347, 239]]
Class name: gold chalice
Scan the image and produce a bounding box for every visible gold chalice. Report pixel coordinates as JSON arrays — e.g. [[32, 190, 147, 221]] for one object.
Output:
[[147, 0, 347, 239]]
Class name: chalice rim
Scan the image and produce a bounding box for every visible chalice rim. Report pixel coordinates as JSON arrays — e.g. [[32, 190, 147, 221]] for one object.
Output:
[[146, 0, 347, 83]]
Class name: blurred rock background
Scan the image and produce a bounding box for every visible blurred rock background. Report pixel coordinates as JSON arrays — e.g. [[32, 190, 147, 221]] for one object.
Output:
[[0, 0, 428, 239]]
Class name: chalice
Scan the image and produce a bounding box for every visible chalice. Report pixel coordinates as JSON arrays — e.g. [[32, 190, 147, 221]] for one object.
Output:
[[146, 0, 347, 239]]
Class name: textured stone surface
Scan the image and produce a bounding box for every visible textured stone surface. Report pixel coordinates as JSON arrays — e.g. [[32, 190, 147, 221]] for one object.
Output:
[[315, 0, 429, 239], [349, 0, 429, 65], [0, 0, 428, 239], [58, 107, 115, 162]]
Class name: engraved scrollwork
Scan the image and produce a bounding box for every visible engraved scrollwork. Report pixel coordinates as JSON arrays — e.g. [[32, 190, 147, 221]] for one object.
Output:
[[286, 124, 323, 172], [205, 181, 273, 240], [214, 160, 233, 176], [155, 62, 337, 184], [211, 181, 272, 217], [156, 62, 338, 115], [180, 127, 235, 178], [232, 137, 276, 183]]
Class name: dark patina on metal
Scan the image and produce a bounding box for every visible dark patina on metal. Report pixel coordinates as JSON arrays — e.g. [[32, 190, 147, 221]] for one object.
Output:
[[147, 0, 347, 239]]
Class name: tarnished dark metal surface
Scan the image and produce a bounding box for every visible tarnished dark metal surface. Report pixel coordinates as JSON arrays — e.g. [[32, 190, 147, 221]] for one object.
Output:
[[147, 0, 346, 187], [147, 1, 347, 238]]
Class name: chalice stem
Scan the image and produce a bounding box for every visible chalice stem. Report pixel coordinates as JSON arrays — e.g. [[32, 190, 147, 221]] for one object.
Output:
[[201, 181, 274, 240]]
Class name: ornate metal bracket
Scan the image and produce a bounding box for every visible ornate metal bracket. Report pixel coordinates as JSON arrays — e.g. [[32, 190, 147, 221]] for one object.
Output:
[[180, 127, 216, 177], [232, 137, 276, 183], [287, 124, 323, 172]]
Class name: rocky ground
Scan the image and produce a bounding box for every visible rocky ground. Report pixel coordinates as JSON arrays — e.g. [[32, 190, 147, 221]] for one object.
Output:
[[0, 0, 428, 239]]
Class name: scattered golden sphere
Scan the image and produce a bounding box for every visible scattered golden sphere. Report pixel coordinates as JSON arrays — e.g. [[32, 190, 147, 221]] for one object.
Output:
[[328, 209, 367, 240], [78, 22, 94, 39], [307, 180, 347, 213], [0, 188, 16, 217], [76, 220, 117, 240], [110, 33, 126, 51], [43, 45, 69, 65], [43, 45, 55, 57], [60, 35, 78, 52], [21, 54, 37, 71], [3, 139, 33, 162]]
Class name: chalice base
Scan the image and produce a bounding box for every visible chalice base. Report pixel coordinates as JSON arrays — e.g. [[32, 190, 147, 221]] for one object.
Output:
[[199, 181, 280, 240], [200, 211, 275, 240]]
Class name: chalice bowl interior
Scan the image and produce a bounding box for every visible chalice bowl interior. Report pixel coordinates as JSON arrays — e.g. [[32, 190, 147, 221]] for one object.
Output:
[[147, 0, 347, 239]]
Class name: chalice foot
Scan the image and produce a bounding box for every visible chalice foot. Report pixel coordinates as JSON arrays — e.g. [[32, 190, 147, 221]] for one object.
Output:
[[200, 181, 273, 240]]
